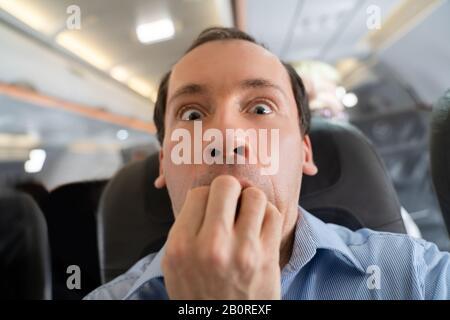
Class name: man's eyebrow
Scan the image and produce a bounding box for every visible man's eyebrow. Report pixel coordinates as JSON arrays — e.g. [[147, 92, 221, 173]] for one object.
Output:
[[168, 83, 208, 105], [168, 78, 286, 105], [239, 78, 287, 98]]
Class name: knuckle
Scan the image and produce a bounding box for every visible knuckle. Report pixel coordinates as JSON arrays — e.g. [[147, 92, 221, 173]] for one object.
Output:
[[242, 187, 267, 204], [235, 244, 261, 274], [212, 175, 241, 192], [200, 239, 229, 268], [166, 236, 189, 262], [210, 249, 229, 268]]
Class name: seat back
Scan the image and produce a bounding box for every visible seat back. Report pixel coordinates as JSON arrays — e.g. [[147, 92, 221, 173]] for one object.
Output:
[[97, 157, 173, 283], [430, 89, 450, 235], [300, 118, 406, 232], [0, 191, 51, 299], [44, 180, 107, 299]]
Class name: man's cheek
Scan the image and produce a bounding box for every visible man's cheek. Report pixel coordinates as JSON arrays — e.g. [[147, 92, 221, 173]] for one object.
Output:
[[164, 163, 191, 213], [259, 128, 280, 176], [279, 133, 303, 170]]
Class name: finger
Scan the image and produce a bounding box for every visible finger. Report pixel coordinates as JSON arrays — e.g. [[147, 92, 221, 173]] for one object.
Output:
[[235, 187, 267, 241], [260, 202, 283, 252], [171, 186, 210, 237], [201, 175, 242, 235]]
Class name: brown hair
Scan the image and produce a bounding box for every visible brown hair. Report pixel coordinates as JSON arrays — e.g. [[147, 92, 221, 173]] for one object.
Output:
[[153, 27, 310, 144]]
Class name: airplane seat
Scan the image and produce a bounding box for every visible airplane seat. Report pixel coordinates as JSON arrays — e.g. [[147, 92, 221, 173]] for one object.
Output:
[[44, 180, 107, 299], [300, 118, 406, 233], [97, 157, 173, 283], [430, 89, 450, 235], [14, 181, 49, 212], [0, 190, 52, 299], [97, 118, 406, 283]]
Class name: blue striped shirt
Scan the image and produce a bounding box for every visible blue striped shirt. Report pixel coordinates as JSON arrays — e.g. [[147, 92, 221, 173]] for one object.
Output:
[[85, 208, 450, 300]]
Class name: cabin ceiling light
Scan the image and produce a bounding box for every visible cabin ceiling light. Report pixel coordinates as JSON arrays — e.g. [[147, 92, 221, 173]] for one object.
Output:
[[136, 18, 175, 44], [342, 92, 358, 108]]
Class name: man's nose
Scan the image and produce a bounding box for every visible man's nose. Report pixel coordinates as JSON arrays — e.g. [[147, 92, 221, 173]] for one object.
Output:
[[201, 110, 255, 164], [205, 136, 250, 164], [201, 126, 255, 165], [205, 137, 249, 164]]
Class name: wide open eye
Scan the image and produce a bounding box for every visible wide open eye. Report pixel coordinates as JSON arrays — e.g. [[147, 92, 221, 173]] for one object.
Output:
[[249, 103, 273, 115], [180, 108, 204, 121]]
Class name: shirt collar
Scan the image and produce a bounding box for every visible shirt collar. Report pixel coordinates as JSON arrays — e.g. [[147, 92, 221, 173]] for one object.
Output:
[[286, 207, 365, 274], [124, 245, 165, 299]]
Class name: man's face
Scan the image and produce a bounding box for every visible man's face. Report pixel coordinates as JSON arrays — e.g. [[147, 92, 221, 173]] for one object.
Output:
[[157, 40, 317, 222]]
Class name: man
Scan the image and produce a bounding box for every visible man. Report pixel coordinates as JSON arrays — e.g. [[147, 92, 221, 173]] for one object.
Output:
[[86, 27, 450, 300]]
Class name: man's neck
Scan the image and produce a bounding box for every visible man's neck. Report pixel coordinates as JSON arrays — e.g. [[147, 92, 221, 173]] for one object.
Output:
[[279, 208, 300, 269]]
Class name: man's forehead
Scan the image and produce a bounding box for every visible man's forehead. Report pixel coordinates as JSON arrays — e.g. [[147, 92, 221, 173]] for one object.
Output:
[[168, 40, 290, 94]]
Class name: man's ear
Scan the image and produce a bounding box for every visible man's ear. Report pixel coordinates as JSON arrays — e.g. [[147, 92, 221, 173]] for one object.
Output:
[[302, 135, 318, 176], [154, 149, 166, 189]]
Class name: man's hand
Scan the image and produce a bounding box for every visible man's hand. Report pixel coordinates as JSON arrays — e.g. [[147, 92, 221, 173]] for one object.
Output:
[[161, 175, 283, 299]]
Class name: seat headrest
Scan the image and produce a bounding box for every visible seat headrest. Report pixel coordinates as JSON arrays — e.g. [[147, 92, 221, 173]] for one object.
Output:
[[300, 118, 405, 233], [0, 191, 52, 299], [430, 89, 450, 232], [98, 118, 405, 283]]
